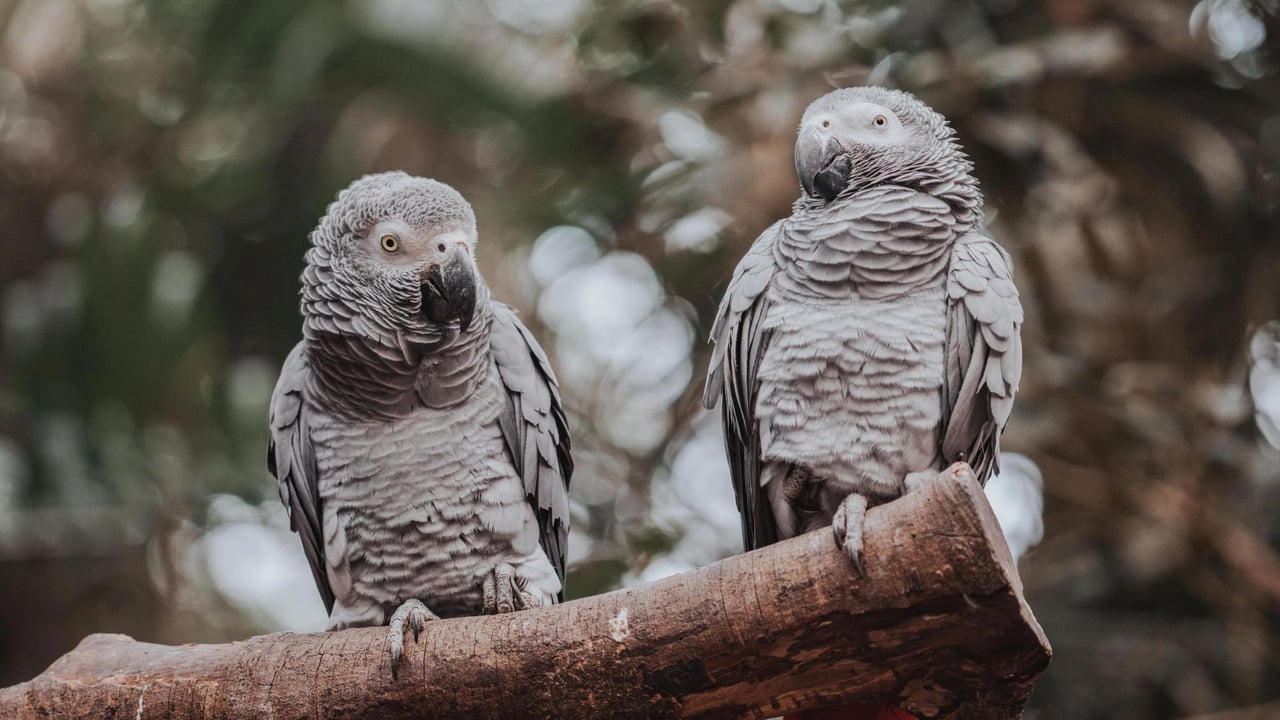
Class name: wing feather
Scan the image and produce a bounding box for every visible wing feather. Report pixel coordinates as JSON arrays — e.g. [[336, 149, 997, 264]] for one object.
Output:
[[490, 304, 573, 595], [704, 222, 782, 551], [942, 234, 1024, 483], [266, 343, 334, 612]]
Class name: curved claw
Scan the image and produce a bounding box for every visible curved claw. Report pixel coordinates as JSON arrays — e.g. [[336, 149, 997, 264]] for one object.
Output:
[[483, 563, 534, 614], [387, 599, 439, 681], [832, 493, 869, 578]]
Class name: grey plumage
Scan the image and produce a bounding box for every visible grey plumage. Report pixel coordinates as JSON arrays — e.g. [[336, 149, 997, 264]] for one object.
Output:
[[704, 87, 1022, 558], [268, 173, 571, 662]]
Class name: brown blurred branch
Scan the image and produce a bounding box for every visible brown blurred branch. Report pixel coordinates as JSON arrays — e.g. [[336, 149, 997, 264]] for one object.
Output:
[[1180, 701, 1280, 720], [0, 474, 1049, 720]]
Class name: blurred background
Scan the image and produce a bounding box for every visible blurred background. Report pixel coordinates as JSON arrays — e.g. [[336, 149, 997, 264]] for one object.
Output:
[[0, 0, 1277, 717]]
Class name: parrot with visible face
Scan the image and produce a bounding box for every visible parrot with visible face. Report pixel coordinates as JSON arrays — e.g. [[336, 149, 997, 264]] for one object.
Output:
[[267, 172, 572, 678], [704, 87, 1023, 720]]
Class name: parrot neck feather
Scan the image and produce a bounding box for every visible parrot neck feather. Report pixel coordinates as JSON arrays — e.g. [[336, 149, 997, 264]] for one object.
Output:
[[794, 143, 983, 227], [302, 283, 496, 419], [779, 186, 963, 299]]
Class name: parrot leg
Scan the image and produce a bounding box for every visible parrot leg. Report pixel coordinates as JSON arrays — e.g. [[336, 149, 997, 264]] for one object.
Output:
[[832, 492, 870, 577], [482, 562, 535, 614], [387, 598, 440, 680], [783, 465, 816, 504], [783, 464, 831, 535]]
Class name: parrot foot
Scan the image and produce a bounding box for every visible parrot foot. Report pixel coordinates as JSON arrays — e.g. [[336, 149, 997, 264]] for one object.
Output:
[[482, 562, 534, 614], [387, 598, 440, 680], [832, 493, 869, 577]]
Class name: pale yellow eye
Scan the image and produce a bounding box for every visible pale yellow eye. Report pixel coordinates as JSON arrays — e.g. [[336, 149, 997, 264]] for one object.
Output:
[[380, 234, 400, 253], [873, 115, 887, 128]]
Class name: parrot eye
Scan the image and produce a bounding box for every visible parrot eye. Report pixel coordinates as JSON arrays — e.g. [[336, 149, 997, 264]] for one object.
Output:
[[821, 119, 831, 128], [873, 115, 887, 128], [380, 234, 400, 253]]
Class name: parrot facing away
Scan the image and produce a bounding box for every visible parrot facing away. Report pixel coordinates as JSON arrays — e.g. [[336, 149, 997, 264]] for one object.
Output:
[[703, 87, 1023, 719], [267, 172, 572, 677]]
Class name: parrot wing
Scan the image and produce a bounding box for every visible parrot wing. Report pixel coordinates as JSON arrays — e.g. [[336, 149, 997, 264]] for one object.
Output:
[[704, 220, 782, 551], [490, 303, 573, 598], [941, 232, 1024, 483], [267, 342, 334, 612]]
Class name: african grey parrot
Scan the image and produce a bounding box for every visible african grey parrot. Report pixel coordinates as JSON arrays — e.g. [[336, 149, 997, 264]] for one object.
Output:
[[267, 172, 572, 677], [704, 87, 1023, 578]]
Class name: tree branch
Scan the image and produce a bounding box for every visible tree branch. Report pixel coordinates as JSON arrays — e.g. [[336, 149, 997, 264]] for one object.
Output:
[[0, 472, 1050, 719]]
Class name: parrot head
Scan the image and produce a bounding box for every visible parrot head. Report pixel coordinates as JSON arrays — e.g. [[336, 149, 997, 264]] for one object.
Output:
[[304, 172, 482, 349], [794, 86, 974, 206]]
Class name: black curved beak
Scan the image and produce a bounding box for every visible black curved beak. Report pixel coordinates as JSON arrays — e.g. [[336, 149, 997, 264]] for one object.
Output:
[[795, 124, 852, 204], [421, 249, 477, 332]]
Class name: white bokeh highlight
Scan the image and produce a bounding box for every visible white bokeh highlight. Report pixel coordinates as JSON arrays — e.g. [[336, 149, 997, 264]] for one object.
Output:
[[1249, 322, 1280, 450], [194, 494, 328, 632], [984, 453, 1045, 564], [665, 207, 730, 253], [658, 109, 725, 162], [637, 412, 741, 583], [534, 235, 694, 453], [1191, 0, 1268, 60]]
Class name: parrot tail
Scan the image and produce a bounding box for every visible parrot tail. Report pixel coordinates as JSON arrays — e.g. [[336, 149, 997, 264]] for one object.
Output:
[[783, 704, 918, 720]]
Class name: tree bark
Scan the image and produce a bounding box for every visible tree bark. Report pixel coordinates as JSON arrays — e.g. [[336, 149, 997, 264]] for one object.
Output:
[[0, 471, 1050, 720]]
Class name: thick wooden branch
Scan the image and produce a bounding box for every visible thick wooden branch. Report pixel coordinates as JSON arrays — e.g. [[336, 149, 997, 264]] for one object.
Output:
[[0, 472, 1050, 720]]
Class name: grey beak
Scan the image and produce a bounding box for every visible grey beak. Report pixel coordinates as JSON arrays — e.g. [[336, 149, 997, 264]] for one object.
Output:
[[421, 249, 477, 332], [795, 124, 852, 203]]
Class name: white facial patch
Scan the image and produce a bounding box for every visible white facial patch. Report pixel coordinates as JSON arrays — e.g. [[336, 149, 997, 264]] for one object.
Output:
[[433, 228, 476, 255], [365, 222, 477, 269], [806, 101, 908, 147]]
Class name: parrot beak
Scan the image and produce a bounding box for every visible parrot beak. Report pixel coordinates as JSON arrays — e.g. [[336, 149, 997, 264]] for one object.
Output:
[[795, 123, 852, 204], [421, 247, 477, 332]]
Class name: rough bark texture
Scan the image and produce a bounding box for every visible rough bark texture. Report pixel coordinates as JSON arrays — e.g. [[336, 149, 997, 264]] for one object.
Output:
[[0, 472, 1050, 720]]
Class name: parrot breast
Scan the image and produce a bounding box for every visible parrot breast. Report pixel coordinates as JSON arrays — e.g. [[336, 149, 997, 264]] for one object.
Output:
[[756, 282, 948, 502], [311, 365, 556, 618]]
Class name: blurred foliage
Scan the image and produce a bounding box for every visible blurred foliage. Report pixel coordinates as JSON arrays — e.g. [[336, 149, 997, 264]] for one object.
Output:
[[1, 0, 1279, 717]]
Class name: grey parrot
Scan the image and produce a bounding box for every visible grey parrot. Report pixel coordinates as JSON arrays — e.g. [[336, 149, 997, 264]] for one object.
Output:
[[704, 87, 1023, 574], [267, 172, 572, 677]]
